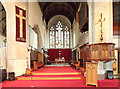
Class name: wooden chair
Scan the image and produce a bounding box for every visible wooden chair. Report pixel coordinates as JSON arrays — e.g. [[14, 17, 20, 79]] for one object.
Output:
[[71, 61, 80, 69], [76, 61, 80, 69]]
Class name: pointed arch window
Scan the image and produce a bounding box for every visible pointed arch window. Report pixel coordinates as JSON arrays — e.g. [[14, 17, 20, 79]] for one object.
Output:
[[49, 21, 70, 48]]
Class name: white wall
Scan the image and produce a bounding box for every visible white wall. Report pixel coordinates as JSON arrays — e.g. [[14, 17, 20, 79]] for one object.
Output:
[[28, 2, 46, 50], [29, 26, 37, 49], [0, 35, 5, 48], [72, 19, 80, 48], [113, 36, 120, 49]]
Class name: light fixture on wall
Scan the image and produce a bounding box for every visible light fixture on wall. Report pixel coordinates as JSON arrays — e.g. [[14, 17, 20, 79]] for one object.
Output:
[[27, 45, 32, 52], [41, 47, 45, 52], [41, 47, 47, 52]]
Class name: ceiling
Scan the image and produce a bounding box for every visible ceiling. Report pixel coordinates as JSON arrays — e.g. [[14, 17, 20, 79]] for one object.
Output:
[[39, 2, 80, 25]]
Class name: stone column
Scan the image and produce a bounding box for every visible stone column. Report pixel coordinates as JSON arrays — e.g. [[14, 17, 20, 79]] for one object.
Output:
[[88, 0, 113, 80], [88, 1, 95, 44]]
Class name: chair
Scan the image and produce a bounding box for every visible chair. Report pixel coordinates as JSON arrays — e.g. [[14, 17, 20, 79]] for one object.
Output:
[[76, 61, 80, 69]]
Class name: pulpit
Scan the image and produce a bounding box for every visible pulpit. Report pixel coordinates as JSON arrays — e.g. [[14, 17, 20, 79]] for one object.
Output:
[[89, 43, 115, 62]]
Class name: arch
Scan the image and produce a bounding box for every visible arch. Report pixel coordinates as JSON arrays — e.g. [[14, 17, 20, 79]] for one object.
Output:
[[0, 1, 7, 69], [48, 15, 71, 48], [0, 2, 6, 37], [33, 24, 43, 52], [48, 15, 71, 30]]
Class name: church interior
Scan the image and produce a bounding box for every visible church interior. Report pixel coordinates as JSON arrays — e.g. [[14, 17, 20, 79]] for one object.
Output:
[[0, 0, 120, 88]]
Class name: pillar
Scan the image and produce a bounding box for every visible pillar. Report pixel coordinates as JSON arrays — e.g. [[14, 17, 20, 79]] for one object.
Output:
[[88, 0, 113, 80]]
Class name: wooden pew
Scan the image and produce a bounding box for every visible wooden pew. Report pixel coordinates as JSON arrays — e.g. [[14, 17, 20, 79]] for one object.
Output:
[[71, 61, 80, 69], [33, 61, 44, 71]]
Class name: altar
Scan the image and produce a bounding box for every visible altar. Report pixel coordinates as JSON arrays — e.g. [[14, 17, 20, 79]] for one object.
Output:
[[55, 58, 65, 66]]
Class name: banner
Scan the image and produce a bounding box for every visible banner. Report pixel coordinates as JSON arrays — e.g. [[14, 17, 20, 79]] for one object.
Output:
[[16, 6, 26, 42]]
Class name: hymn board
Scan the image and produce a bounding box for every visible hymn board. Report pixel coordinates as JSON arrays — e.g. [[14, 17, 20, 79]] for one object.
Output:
[[16, 6, 26, 42]]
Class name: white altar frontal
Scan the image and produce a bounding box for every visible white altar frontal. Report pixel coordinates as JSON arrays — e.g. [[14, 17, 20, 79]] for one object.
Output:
[[55, 58, 65, 66]]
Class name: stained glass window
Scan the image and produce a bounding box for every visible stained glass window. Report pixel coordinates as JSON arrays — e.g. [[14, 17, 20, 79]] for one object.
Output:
[[50, 26, 55, 48], [49, 21, 70, 48], [64, 26, 69, 48]]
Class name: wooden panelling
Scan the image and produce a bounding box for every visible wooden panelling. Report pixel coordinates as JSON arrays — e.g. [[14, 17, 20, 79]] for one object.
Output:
[[80, 44, 89, 68], [89, 43, 115, 62], [72, 50, 76, 61], [113, 2, 120, 36], [38, 52, 44, 64]]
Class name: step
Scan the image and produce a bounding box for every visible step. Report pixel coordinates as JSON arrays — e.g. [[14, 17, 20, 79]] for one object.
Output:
[[17, 76, 86, 80], [17, 74, 85, 78], [31, 72, 84, 75]]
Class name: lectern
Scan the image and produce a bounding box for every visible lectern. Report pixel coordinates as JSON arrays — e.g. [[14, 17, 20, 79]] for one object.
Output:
[[86, 62, 98, 87]]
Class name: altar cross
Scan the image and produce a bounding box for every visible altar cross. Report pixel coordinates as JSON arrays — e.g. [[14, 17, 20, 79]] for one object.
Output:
[[98, 13, 105, 42], [16, 10, 26, 38]]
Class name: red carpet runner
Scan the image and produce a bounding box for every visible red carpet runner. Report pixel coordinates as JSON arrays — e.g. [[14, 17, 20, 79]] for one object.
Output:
[[1, 66, 119, 87]]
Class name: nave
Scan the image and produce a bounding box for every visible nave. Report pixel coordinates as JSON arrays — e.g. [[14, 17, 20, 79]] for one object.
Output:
[[1, 66, 118, 87], [0, 1, 120, 88]]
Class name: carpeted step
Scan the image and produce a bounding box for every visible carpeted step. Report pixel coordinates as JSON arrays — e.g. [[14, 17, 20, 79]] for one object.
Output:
[[17, 72, 85, 80], [17, 71, 85, 80], [80, 67, 86, 72], [17, 76, 86, 80], [32, 72, 84, 75], [17, 74, 85, 78], [32, 66, 84, 73]]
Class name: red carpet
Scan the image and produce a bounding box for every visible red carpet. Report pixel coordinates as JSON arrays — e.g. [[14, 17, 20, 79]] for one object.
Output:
[[17, 75, 84, 78], [1, 66, 119, 87], [1, 79, 118, 87], [32, 66, 84, 73]]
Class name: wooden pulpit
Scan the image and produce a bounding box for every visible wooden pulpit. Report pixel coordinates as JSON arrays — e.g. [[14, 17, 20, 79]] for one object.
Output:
[[89, 43, 115, 62]]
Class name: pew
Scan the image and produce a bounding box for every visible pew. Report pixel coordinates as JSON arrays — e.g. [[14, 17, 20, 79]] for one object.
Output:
[[71, 61, 80, 69], [33, 61, 44, 71]]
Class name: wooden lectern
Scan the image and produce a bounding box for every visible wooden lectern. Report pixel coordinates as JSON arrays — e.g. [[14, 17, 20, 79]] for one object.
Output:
[[86, 62, 98, 87]]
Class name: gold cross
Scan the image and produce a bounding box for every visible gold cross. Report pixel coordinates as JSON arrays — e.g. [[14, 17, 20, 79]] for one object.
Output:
[[98, 13, 105, 42], [16, 10, 26, 38]]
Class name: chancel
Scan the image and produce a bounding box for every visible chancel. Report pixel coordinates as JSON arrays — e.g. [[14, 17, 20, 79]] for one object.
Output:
[[0, 0, 120, 88]]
